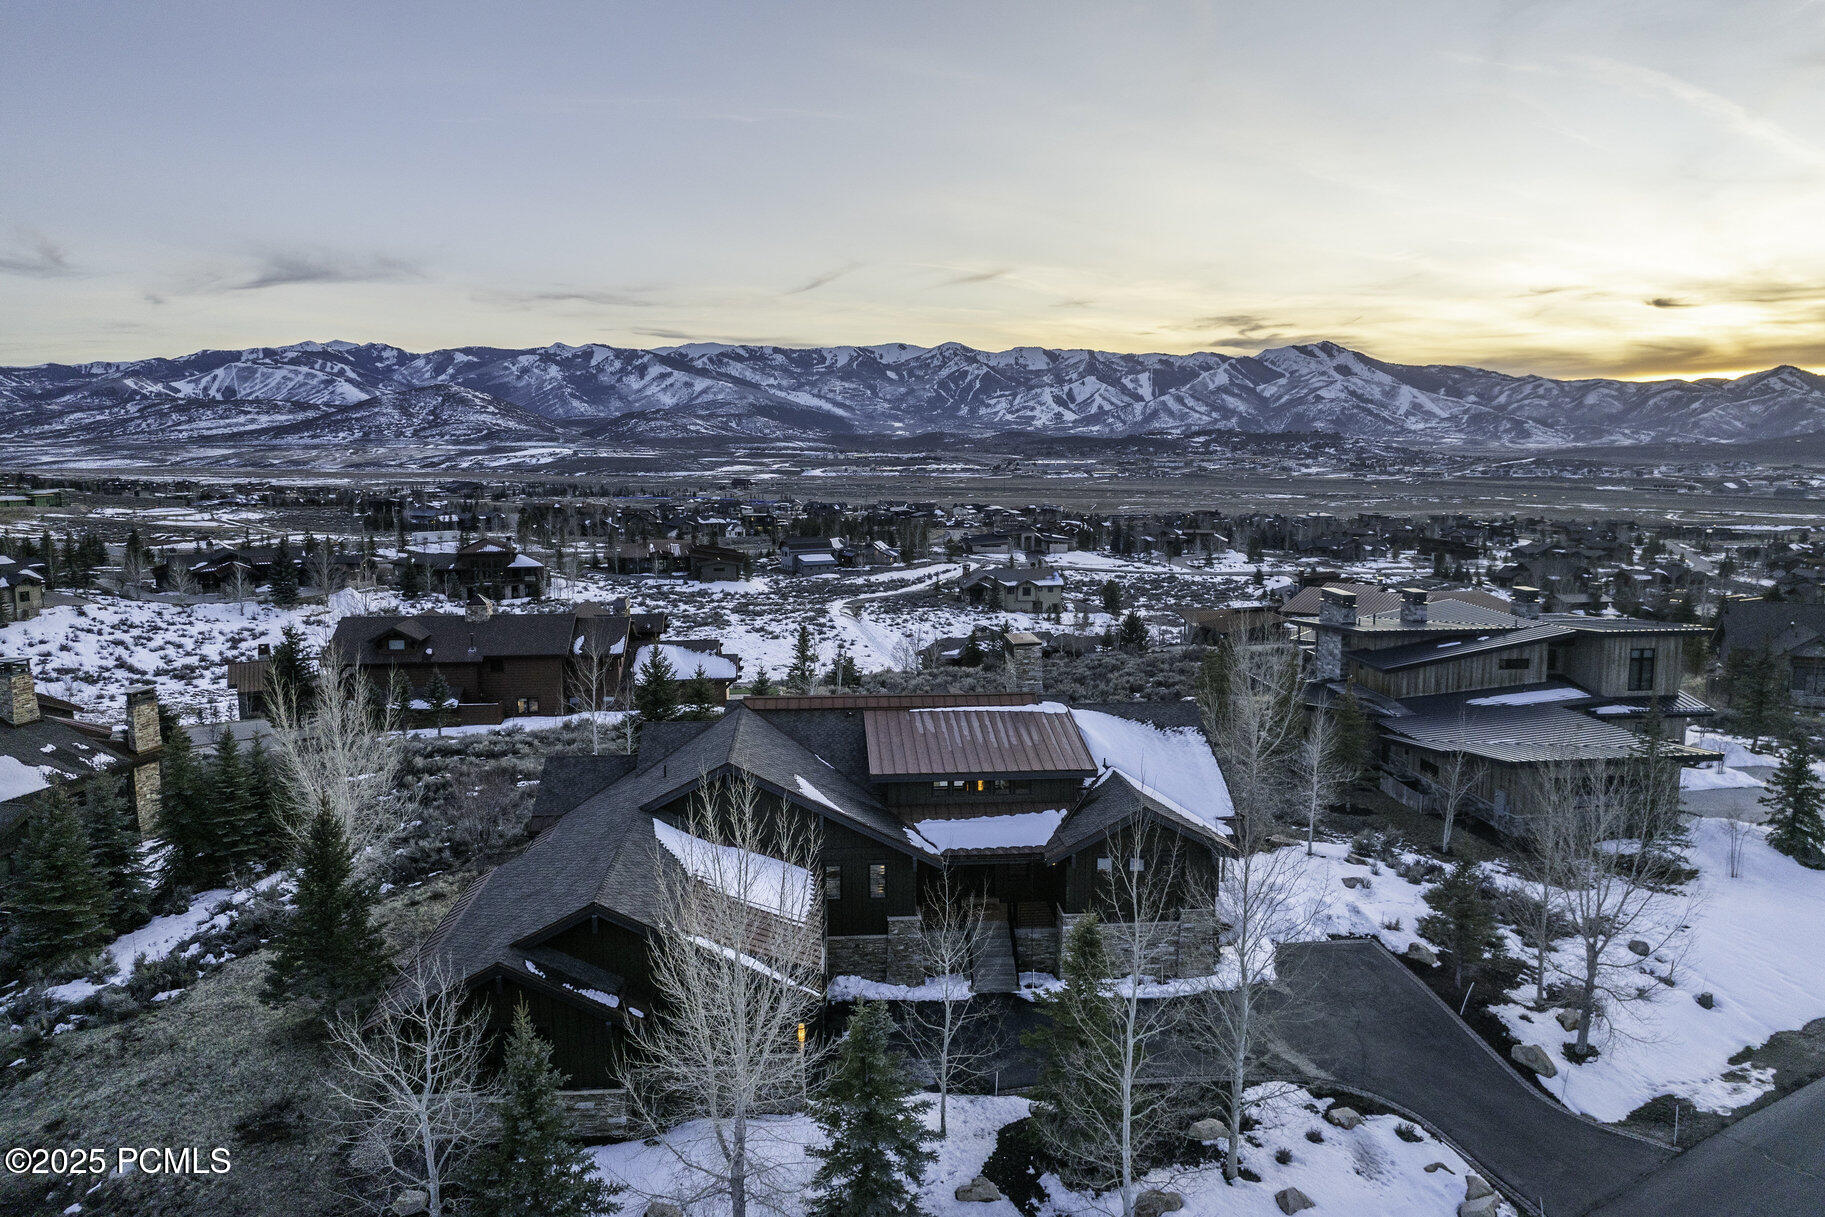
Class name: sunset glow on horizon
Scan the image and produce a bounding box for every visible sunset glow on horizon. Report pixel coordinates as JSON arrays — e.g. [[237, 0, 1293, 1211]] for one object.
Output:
[[5, 1, 1824, 382]]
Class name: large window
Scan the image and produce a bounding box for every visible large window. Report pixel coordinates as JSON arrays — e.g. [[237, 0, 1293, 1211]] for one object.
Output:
[[1628, 647, 1657, 692], [868, 863, 886, 899], [824, 864, 842, 901]]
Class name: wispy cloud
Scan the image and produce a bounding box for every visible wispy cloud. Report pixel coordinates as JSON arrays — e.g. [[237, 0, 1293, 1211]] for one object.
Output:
[[478, 287, 660, 310], [224, 249, 423, 291], [1573, 54, 1825, 172], [932, 267, 1013, 287], [1645, 296, 1693, 308], [783, 263, 861, 296], [0, 229, 74, 278]]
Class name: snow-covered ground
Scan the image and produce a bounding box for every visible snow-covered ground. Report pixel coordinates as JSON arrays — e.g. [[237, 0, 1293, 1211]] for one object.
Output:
[[0, 596, 332, 722], [590, 1087, 1506, 1216], [1491, 818, 1825, 1122], [37, 883, 267, 1007]]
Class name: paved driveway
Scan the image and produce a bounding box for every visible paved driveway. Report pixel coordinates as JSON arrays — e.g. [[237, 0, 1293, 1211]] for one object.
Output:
[[1270, 941, 1673, 1215], [1584, 1076, 1825, 1216]]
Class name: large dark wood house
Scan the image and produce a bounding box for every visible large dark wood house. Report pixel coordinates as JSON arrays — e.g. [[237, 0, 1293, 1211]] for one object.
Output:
[[1311, 586, 1719, 834], [414, 693, 1234, 1087], [403, 537, 548, 601], [0, 554, 45, 621]]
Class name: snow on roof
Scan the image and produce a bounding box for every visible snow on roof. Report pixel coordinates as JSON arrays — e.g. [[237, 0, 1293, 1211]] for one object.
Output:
[[633, 644, 738, 682], [0, 756, 53, 803], [1070, 708, 1234, 831], [1465, 686, 1589, 707], [913, 808, 1067, 854], [653, 817, 813, 922], [507, 554, 545, 568]]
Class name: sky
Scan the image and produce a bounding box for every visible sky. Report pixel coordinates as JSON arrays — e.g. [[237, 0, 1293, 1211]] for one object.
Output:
[[4, 0, 1825, 379]]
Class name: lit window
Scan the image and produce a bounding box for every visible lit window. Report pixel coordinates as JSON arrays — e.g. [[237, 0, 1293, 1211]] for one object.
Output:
[[1129, 856, 1145, 872], [1096, 855, 1113, 873], [824, 864, 842, 901], [868, 863, 886, 899], [386, 638, 405, 651]]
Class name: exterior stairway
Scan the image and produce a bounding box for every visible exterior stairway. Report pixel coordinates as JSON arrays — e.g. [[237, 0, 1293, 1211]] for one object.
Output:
[[972, 900, 1019, 994]]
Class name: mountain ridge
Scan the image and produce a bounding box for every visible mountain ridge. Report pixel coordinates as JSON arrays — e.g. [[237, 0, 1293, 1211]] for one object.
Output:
[[6, 338, 1824, 450]]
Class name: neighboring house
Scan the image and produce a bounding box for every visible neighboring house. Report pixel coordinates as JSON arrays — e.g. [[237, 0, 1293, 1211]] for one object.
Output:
[[329, 602, 668, 724], [224, 658, 274, 720], [412, 693, 1233, 1088], [1310, 587, 1718, 835], [959, 563, 1065, 614], [1180, 601, 1277, 644], [1, 659, 162, 872], [404, 537, 548, 600], [154, 545, 275, 592], [631, 641, 741, 702], [1714, 599, 1825, 710], [685, 544, 747, 583], [0, 554, 45, 621], [779, 537, 842, 575]]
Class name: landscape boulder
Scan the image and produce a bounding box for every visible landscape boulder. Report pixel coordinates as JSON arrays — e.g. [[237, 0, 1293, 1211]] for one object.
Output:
[[1276, 1186, 1316, 1213], [391, 1192, 428, 1217], [1325, 1105, 1364, 1129], [1135, 1190, 1185, 1217], [1405, 941, 1438, 967], [1458, 1196, 1499, 1217], [1464, 1175, 1494, 1200], [1186, 1117, 1227, 1142], [1341, 875, 1370, 889], [1511, 1043, 1558, 1078], [644, 1205, 684, 1217], [1555, 1007, 1583, 1032], [1628, 939, 1651, 956], [1696, 992, 1716, 1009], [954, 1176, 1002, 1203]]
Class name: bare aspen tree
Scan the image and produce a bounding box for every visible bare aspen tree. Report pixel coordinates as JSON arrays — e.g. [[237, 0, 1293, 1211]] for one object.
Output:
[[1187, 810, 1321, 1183], [1517, 777, 1574, 1009], [1546, 759, 1693, 1058], [902, 866, 990, 1137], [1034, 820, 1194, 1217], [1201, 640, 1304, 829], [268, 653, 406, 873], [327, 958, 494, 1217], [226, 562, 255, 616], [166, 555, 197, 598], [623, 774, 826, 1217], [1432, 716, 1482, 855], [308, 541, 339, 597], [118, 544, 145, 599], [1296, 707, 1342, 856], [1725, 812, 1750, 879], [567, 623, 620, 755]]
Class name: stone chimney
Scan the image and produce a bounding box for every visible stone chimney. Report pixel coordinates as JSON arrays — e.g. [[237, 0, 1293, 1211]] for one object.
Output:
[[124, 686, 164, 834], [0, 657, 39, 726], [466, 590, 495, 624], [1399, 587, 1429, 627], [125, 686, 161, 755], [1003, 630, 1044, 693], [1315, 588, 1356, 682], [1318, 587, 1358, 628], [1512, 586, 1542, 620]]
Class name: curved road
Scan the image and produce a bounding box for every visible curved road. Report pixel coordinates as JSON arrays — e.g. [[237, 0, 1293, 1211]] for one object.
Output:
[[1271, 941, 1673, 1215]]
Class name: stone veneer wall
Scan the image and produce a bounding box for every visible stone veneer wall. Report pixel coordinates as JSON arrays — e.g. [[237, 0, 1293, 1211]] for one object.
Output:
[[131, 762, 163, 837], [559, 1088, 628, 1139], [1013, 926, 1060, 975], [1061, 908, 1220, 980], [828, 916, 928, 986]]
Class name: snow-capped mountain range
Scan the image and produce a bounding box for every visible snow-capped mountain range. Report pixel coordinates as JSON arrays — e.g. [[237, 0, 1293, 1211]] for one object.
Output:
[[5, 338, 1824, 449]]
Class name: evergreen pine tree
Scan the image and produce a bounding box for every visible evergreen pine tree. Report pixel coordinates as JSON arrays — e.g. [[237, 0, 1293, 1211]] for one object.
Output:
[[749, 665, 776, 697], [788, 623, 818, 693], [1327, 685, 1372, 791], [398, 556, 425, 599], [466, 1004, 625, 1217], [4, 787, 112, 965], [1116, 611, 1149, 652], [424, 669, 454, 735], [245, 734, 288, 860], [806, 1001, 935, 1217], [1417, 861, 1501, 989], [1196, 638, 1233, 716], [271, 536, 299, 607], [634, 647, 679, 721], [1732, 645, 1790, 749], [958, 628, 985, 667], [680, 664, 715, 717], [1760, 733, 1825, 865], [156, 713, 214, 891], [263, 798, 386, 1010], [210, 727, 263, 875], [1099, 578, 1122, 616], [267, 624, 317, 718], [1022, 915, 1133, 1174], [82, 778, 150, 931]]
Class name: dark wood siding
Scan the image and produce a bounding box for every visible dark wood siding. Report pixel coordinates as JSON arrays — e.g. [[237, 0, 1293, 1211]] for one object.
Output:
[[477, 978, 623, 1089], [820, 819, 918, 934]]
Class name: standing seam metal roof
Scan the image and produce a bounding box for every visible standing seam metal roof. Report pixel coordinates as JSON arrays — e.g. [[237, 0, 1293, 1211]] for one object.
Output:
[[863, 707, 1098, 778]]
